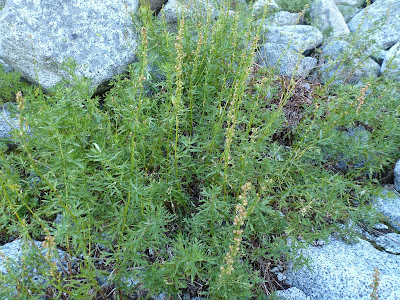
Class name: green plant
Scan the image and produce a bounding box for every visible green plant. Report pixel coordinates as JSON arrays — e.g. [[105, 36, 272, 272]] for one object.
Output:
[[0, 1, 399, 299], [0, 65, 30, 104], [276, 0, 311, 13]]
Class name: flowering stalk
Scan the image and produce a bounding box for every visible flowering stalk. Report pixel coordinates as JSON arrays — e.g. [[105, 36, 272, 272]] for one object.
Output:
[[219, 182, 252, 278], [42, 228, 60, 278], [188, 32, 204, 134], [356, 82, 370, 115], [222, 34, 259, 190], [173, 17, 186, 174], [370, 267, 380, 300]]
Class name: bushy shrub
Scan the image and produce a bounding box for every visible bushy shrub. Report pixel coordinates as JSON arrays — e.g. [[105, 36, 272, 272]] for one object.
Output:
[[0, 1, 399, 298]]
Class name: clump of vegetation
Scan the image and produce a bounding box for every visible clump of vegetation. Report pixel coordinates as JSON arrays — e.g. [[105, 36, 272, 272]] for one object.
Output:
[[0, 1, 399, 299], [275, 0, 311, 13], [0, 65, 30, 104]]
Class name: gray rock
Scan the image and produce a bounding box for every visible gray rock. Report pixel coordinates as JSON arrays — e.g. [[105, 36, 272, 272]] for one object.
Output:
[[182, 296, 199, 300], [0, 105, 19, 138], [0, 58, 13, 73], [253, 0, 280, 18], [333, 0, 364, 5], [277, 272, 287, 281], [362, 230, 375, 242], [394, 160, 400, 192], [211, 0, 247, 7], [311, 0, 350, 37], [375, 233, 400, 254], [0, 0, 139, 94], [264, 11, 304, 26], [348, 0, 400, 49], [154, 293, 168, 300], [54, 213, 64, 225], [271, 266, 280, 273], [159, 0, 217, 25], [103, 272, 170, 299], [285, 237, 400, 299], [275, 287, 310, 300], [318, 40, 380, 84], [373, 223, 389, 230], [158, 0, 184, 24], [261, 25, 323, 54], [364, 44, 388, 65], [256, 43, 317, 78], [380, 42, 400, 80], [336, 5, 362, 22], [347, 125, 370, 143], [0, 238, 68, 275], [374, 187, 400, 232]]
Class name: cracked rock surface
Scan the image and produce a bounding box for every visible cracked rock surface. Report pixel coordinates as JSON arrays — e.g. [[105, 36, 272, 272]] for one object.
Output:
[[284, 236, 400, 299]]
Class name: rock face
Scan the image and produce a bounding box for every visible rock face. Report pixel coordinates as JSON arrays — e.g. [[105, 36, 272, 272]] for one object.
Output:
[[336, 4, 361, 22], [318, 40, 380, 84], [275, 287, 310, 300], [160, 0, 217, 25], [0, 105, 19, 138], [395, 161, 400, 192], [374, 187, 400, 232], [333, 0, 364, 5], [158, 0, 186, 24], [380, 42, 400, 80], [265, 11, 304, 26], [1, 0, 398, 96], [0, 239, 70, 298], [261, 25, 323, 54], [283, 186, 400, 299], [0, 238, 68, 274], [257, 25, 321, 78], [253, 0, 280, 18], [285, 237, 400, 299], [0, 0, 139, 94], [0, 58, 13, 73], [256, 43, 317, 77], [375, 233, 400, 254], [311, 0, 350, 37], [348, 0, 400, 49]]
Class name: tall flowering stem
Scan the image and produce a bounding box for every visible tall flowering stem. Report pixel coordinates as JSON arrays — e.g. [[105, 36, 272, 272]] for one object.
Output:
[[219, 182, 253, 279], [123, 26, 150, 236], [370, 267, 380, 300], [223, 82, 239, 167], [138, 26, 149, 92], [173, 18, 186, 175], [356, 82, 370, 115], [188, 32, 204, 134], [222, 34, 259, 192]]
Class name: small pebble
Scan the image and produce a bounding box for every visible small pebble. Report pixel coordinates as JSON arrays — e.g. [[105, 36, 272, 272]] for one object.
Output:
[[314, 239, 325, 246], [271, 267, 279, 273], [373, 223, 389, 230], [277, 272, 287, 281]]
